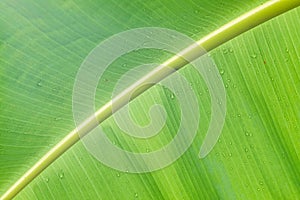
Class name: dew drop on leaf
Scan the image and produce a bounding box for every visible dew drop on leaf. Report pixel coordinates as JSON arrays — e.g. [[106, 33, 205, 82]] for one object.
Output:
[[222, 48, 228, 54], [245, 131, 252, 137], [220, 69, 225, 75], [134, 193, 138, 198], [250, 54, 257, 59], [37, 80, 42, 87], [58, 171, 64, 179]]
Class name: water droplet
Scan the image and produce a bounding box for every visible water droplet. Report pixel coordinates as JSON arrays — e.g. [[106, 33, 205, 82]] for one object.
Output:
[[194, 10, 199, 14], [229, 48, 234, 53], [228, 153, 232, 157], [170, 94, 174, 99], [225, 84, 228, 88], [229, 141, 232, 145], [45, 177, 49, 183], [58, 171, 64, 179], [218, 139, 221, 143], [237, 113, 241, 117], [227, 79, 231, 83], [220, 69, 225, 75], [259, 181, 263, 185], [146, 148, 150, 153], [122, 63, 127, 67], [257, 188, 261, 191], [244, 147, 249, 153], [134, 193, 138, 198], [37, 80, 42, 87], [285, 48, 289, 53], [222, 48, 228, 54], [116, 172, 120, 177], [250, 54, 257, 59], [245, 131, 252, 137]]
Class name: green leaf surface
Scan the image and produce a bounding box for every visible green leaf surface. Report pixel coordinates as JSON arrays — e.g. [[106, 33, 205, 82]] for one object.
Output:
[[1, 0, 300, 199]]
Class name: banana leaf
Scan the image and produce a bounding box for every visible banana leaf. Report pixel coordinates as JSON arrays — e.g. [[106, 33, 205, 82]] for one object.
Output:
[[1, 0, 300, 199]]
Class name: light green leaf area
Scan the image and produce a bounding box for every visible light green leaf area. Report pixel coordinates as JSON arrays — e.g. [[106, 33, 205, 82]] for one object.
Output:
[[1, 0, 300, 199]]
